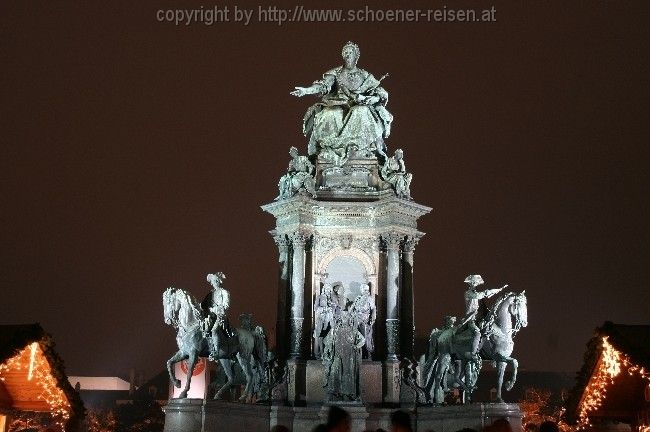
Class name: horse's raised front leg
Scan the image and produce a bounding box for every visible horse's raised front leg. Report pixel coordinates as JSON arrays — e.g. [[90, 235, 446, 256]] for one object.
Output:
[[215, 358, 234, 400], [495, 361, 507, 402], [504, 357, 519, 391], [178, 352, 198, 399], [167, 351, 187, 391]]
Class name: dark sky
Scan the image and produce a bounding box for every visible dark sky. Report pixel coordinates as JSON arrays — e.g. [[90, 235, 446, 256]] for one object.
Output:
[[1, 1, 648, 379]]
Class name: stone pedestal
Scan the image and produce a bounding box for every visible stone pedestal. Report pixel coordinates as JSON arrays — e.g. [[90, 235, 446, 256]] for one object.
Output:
[[365, 408, 395, 431], [314, 157, 383, 196], [163, 400, 523, 432], [263, 146, 432, 412], [417, 403, 523, 432], [203, 401, 270, 432], [291, 406, 322, 432], [305, 360, 383, 404], [162, 398, 203, 432], [270, 405, 295, 431], [322, 405, 369, 432], [360, 361, 383, 404], [271, 379, 288, 403], [287, 359, 306, 405], [306, 360, 326, 402], [383, 360, 401, 404], [483, 403, 523, 431]]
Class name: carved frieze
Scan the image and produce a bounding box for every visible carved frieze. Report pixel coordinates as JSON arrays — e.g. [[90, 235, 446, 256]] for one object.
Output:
[[321, 166, 374, 190]]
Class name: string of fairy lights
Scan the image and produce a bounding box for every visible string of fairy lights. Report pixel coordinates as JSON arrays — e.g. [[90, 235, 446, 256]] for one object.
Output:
[[577, 336, 650, 430], [0, 342, 71, 430]]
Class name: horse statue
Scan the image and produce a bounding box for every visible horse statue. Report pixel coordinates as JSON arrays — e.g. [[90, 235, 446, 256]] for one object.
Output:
[[481, 290, 528, 401], [162, 287, 268, 401], [422, 290, 528, 403]]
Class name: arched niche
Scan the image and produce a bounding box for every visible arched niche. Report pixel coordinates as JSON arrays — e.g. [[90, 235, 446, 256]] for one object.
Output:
[[317, 247, 377, 303]]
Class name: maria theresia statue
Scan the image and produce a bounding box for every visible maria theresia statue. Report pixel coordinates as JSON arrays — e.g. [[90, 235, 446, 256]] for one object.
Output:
[[278, 41, 416, 200], [291, 41, 392, 166]]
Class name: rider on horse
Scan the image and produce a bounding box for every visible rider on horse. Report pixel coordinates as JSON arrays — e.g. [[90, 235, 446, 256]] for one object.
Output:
[[201, 272, 234, 360], [461, 274, 507, 359]]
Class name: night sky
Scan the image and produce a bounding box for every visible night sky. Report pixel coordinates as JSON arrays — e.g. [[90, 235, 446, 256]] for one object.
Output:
[[1, 1, 648, 380]]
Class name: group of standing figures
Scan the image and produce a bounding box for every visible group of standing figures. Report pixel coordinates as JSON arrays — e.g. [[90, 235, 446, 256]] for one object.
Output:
[[313, 275, 377, 401]]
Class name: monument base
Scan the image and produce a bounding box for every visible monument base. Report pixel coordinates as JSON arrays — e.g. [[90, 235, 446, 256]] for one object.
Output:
[[163, 400, 523, 432], [306, 360, 383, 404], [417, 403, 523, 432], [162, 398, 203, 432]]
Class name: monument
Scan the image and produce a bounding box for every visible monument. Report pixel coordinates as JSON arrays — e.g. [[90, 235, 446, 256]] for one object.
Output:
[[260, 42, 430, 415], [162, 42, 527, 432]]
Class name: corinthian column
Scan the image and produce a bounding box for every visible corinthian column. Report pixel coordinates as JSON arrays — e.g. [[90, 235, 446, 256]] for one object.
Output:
[[289, 232, 308, 359], [382, 232, 403, 361], [401, 235, 420, 359], [273, 234, 291, 359]]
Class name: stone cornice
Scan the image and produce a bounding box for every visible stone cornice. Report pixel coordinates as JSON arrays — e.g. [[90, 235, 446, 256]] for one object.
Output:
[[261, 195, 432, 236], [262, 195, 431, 218]]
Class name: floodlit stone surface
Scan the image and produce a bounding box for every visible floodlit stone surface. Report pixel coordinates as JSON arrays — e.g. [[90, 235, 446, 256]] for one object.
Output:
[[164, 400, 523, 432]]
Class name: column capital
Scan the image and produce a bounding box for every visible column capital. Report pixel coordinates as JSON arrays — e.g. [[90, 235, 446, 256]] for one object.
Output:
[[403, 235, 421, 253], [381, 232, 404, 251], [290, 231, 310, 247], [273, 234, 290, 249]]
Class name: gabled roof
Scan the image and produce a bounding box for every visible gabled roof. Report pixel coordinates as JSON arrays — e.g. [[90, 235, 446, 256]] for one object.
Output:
[[599, 322, 650, 370], [0, 323, 85, 430], [564, 321, 650, 424], [0, 324, 46, 364]]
